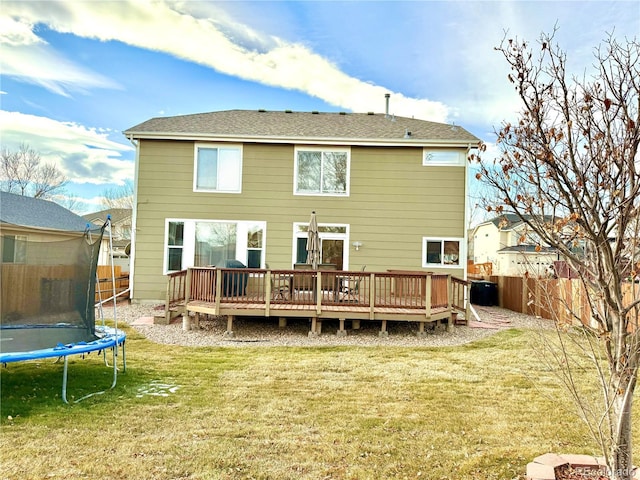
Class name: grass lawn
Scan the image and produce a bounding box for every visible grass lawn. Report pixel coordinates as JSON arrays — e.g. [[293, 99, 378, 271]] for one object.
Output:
[[1, 325, 638, 479]]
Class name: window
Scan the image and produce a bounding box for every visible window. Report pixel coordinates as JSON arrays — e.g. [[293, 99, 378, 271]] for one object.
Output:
[[422, 238, 462, 267], [423, 149, 465, 166], [246, 223, 264, 268], [1, 235, 27, 263], [164, 219, 265, 272], [293, 223, 349, 270], [194, 143, 242, 193], [195, 222, 237, 267], [167, 222, 184, 271], [295, 147, 349, 195]]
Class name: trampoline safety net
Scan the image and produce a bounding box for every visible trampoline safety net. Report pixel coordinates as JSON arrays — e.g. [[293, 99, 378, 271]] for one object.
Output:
[[1, 225, 105, 353]]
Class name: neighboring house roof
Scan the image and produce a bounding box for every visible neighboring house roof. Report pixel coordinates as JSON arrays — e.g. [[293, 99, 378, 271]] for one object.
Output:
[[498, 245, 558, 254], [82, 208, 132, 226], [0, 191, 90, 233], [124, 110, 479, 145], [474, 214, 557, 233]]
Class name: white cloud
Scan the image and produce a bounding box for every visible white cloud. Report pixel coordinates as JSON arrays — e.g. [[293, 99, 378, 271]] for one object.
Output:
[[0, 110, 134, 186], [0, 15, 120, 96], [0, 15, 44, 46], [1, 0, 448, 121]]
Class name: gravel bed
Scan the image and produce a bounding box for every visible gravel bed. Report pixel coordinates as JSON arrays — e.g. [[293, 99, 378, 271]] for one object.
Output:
[[115, 302, 552, 348]]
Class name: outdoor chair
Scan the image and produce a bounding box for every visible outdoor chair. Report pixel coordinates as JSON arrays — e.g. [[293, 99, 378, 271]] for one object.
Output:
[[266, 264, 290, 301], [339, 265, 366, 303]]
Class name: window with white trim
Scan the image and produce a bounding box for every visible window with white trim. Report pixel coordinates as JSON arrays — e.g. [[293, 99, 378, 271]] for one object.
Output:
[[194, 143, 242, 193], [167, 222, 184, 271], [164, 219, 265, 273], [293, 223, 349, 270], [423, 149, 465, 166], [294, 147, 349, 195], [1, 235, 27, 263], [422, 237, 462, 267]]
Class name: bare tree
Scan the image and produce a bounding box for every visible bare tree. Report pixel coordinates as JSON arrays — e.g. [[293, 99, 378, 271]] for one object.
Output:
[[471, 31, 639, 479], [0, 143, 67, 198], [100, 179, 134, 209]]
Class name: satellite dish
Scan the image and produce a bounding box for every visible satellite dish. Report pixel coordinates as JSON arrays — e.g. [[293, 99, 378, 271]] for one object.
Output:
[[125, 243, 131, 256]]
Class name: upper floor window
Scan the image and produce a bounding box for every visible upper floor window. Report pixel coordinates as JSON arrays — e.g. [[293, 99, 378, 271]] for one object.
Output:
[[294, 147, 349, 196], [194, 143, 242, 193], [422, 237, 462, 267], [423, 149, 465, 166]]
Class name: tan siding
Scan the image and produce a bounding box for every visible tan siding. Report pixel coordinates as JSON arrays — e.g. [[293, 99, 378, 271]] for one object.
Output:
[[133, 141, 466, 301]]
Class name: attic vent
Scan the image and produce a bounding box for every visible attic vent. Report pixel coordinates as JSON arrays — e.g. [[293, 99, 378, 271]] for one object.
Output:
[[285, 109, 293, 113], [339, 111, 346, 115], [258, 109, 266, 112], [312, 111, 319, 114]]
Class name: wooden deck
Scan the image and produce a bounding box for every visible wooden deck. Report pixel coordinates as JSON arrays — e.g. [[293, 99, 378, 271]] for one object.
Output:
[[165, 267, 469, 337]]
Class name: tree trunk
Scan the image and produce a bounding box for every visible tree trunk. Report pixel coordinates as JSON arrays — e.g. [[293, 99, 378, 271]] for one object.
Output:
[[609, 375, 635, 480]]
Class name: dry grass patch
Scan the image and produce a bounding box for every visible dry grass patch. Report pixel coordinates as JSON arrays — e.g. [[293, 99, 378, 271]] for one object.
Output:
[[1, 326, 638, 479]]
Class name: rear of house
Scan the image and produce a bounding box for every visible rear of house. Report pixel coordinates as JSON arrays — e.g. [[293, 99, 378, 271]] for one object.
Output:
[[124, 109, 479, 303]]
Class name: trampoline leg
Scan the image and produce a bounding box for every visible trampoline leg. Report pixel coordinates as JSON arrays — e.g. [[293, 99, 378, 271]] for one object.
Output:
[[62, 356, 70, 404], [110, 347, 118, 390], [121, 341, 127, 372]]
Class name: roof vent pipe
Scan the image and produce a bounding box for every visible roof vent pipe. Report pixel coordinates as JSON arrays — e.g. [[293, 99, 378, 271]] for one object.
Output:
[[385, 93, 390, 118]]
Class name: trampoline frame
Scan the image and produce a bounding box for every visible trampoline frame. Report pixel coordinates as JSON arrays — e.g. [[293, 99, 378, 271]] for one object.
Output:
[[1, 325, 127, 404], [1, 216, 128, 404]]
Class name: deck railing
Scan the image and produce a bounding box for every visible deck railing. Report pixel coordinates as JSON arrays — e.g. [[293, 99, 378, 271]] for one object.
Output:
[[183, 267, 467, 317]]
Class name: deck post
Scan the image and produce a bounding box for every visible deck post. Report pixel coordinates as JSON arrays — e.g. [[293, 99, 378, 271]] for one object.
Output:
[[193, 312, 200, 330], [446, 275, 454, 332], [337, 318, 347, 337], [215, 268, 222, 315], [224, 315, 234, 338], [279, 317, 287, 328], [424, 274, 432, 320], [316, 272, 322, 315], [182, 268, 192, 331], [352, 320, 360, 330], [379, 319, 388, 337], [265, 270, 271, 317], [309, 316, 319, 337], [369, 273, 376, 320], [417, 321, 426, 337]]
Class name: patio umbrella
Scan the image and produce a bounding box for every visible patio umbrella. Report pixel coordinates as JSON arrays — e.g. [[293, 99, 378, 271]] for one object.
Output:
[[306, 211, 320, 269]]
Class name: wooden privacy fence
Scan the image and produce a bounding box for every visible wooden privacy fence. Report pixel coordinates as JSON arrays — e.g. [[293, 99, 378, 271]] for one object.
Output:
[[95, 265, 129, 304], [484, 275, 638, 329], [1, 265, 130, 317]]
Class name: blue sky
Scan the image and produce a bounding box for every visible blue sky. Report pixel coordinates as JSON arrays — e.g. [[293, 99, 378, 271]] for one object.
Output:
[[1, 1, 638, 214]]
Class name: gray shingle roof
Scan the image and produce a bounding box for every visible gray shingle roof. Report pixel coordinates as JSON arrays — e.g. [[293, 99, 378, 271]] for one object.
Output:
[[498, 245, 558, 253], [82, 208, 131, 225], [124, 110, 479, 144], [0, 191, 90, 232]]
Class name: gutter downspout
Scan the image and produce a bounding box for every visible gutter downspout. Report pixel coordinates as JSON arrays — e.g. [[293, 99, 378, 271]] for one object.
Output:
[[126, 133, 139, 301]]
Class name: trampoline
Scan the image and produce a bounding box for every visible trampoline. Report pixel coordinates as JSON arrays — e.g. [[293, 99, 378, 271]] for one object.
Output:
[[1, 217, 127, 404]]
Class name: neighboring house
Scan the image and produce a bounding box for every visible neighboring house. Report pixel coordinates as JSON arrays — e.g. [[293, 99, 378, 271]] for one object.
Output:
[[83, 208, 132, 271], [471, 214, 558, 276], [124, 109, 479, 303], [1, 191, 90, 263]]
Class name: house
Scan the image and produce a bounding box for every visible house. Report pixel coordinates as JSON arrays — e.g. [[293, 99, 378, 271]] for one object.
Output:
[[124, 108, 479, 303], [471, 214, 558, 276], [1, 191, 90, 263], [83, 208, 132, 271]]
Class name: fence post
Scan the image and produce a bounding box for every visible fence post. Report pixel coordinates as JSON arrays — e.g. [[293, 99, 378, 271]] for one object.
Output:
[[521, 277, 528, 315]]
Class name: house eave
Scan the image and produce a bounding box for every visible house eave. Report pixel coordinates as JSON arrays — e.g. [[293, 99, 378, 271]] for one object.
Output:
[[124, 131, 477, 149], [0, 222, 87, 236]]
